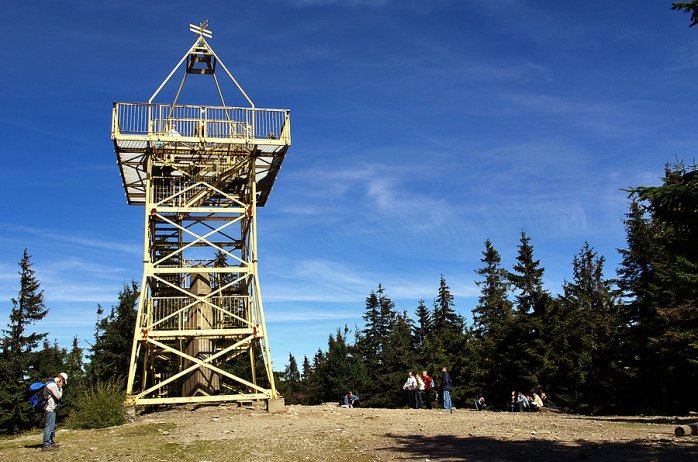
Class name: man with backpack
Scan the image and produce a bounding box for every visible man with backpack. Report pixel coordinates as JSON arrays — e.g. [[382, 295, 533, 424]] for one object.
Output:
[[42, 372, 67, 451]]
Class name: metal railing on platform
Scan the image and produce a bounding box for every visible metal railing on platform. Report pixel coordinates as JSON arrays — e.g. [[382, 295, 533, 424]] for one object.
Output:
[[113, 102, 290, 143]]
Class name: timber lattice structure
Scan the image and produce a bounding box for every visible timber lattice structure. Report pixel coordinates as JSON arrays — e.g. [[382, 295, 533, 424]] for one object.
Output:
[[112, 22, 290, 407]]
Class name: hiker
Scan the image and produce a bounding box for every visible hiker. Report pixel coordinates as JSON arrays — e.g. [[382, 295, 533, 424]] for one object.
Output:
[[510, 391, 519, 411], [541, 391, 557, 409], [43, 372, 68, 451], [473, 393, 487, 411], [403, 371, 418, 408], [441, 367, 453, 412], [517, 391, 530, 412], [422, 370, 434, 409], [342, 391, 360, 408], [532, 392, 544, 410], [415, 373, 425, 409]]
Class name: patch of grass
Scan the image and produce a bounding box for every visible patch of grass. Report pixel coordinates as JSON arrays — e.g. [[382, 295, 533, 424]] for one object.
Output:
[[116, 422, 177, 437]]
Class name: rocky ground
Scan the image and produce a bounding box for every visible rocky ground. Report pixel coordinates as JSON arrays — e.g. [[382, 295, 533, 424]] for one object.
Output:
[[2, 404, 697, 461]]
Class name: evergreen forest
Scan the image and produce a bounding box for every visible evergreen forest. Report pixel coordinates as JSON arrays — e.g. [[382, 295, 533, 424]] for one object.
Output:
[[2, 160, 695, 436], [277, 161, 698, 415]]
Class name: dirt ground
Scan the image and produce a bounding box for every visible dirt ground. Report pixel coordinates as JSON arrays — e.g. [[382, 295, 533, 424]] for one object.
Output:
[[2, 404, 697, 461]]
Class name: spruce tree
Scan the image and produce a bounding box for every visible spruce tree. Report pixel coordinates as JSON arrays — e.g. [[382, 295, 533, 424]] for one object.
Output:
[[557, 243, 622, 413], [430, 275, 467, 405], [381, 310, 419, 408], [360, 290, 381, 360], [413, 299, 433, 364], [433, 275, 462, 332], [306, 348, 326, 404], [472, 239, 515, 407], [65, 336, 85, 386], [507, 232, 552, 390], [3, 250, 49, 375], [301, 355, 312, 392], [0, 250, 50, 434], [472, 239, 513, 338], [311, 327, 368, 404], [285, 353, 301, 386], [672, 1, 698, 27], [414, 299, 433, 342], [279, 353, 302, 403], [88, 281, 139, 385], [618, 162, 698, 413], [31, 339, 67, 383]]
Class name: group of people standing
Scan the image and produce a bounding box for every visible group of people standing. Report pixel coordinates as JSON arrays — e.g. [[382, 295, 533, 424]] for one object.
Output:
[[402, 367, 453, 412]]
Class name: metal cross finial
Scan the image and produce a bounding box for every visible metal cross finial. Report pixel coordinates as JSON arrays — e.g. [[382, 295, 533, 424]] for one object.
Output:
[[189, 21, 212, 39]]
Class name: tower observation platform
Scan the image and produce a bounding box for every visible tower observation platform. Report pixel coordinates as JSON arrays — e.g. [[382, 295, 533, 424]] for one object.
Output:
[[112, 22, 290, 408]]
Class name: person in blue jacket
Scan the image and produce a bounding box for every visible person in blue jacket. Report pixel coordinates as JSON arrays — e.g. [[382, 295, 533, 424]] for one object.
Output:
[[343, 391, 360, 408], [441, 367, 453, 412]]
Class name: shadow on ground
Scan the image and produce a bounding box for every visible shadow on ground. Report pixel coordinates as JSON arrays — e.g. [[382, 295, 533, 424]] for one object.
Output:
[[21, 443, 42, 449], [383, 433, 698, 461], [575, 415, 698, 426]]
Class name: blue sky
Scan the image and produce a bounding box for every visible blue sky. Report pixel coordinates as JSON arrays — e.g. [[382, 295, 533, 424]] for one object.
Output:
[[1, 1, 697, 370]]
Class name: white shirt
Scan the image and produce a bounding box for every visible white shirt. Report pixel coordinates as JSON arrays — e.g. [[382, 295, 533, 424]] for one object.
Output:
[[403, 376, 417, 390], [45, 381, 63, 412]]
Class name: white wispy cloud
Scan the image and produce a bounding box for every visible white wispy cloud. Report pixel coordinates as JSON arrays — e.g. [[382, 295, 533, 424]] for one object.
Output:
[[266, 310, 353, 322], [263, 256, 477, 306], [0, 223, 141, 256]]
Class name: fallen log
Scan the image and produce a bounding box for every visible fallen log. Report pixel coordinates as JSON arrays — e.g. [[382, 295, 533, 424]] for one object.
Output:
[[674, 424, 698, 437]]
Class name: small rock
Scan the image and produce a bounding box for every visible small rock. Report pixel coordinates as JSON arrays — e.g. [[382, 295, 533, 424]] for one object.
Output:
[[89, 447, 98, 452]]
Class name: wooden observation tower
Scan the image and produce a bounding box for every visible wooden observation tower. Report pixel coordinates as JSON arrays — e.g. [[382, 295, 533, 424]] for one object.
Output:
[[112, 22, 290, 409]]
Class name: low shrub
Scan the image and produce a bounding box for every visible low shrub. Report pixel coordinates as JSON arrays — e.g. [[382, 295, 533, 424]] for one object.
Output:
[[65, 378, 126, 429]]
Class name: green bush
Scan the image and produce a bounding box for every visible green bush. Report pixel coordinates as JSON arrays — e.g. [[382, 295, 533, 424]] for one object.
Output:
[[65, 378, 126, 429]]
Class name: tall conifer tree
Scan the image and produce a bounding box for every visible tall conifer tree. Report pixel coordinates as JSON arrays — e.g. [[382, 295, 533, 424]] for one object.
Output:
[[557, 243, 621, 413], [472, 239, 515, 405], [618, 162, 698, 413], [433, 275, 462, 332], [508, 232, 552, 389], [0, 250, 49, 434]]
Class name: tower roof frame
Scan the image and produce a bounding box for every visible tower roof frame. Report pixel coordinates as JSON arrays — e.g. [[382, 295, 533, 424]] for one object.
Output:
[[148, 25, 255, 108]]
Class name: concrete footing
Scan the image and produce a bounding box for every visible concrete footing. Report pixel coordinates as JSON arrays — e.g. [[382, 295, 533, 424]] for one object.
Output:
[[267, 398, 285, 413]]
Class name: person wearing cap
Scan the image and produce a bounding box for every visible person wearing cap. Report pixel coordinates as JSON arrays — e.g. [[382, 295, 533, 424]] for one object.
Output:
[[42, 372, 67, 451]]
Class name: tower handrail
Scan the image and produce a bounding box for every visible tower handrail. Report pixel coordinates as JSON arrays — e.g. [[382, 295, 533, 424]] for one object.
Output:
[[113, 102, 290, 144]]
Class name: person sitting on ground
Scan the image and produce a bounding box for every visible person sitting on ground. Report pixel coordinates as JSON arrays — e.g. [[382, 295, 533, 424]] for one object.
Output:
[[473, 393, 487, 411], [527, 393, 540, 411], [342, 391, 360, 408], [541, 391, 557, 409], [517, 391, 530, 412], [532, 392, 544, 410]]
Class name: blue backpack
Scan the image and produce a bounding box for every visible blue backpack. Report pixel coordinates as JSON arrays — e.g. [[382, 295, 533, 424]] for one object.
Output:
[[29, 380, 54, 410]]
